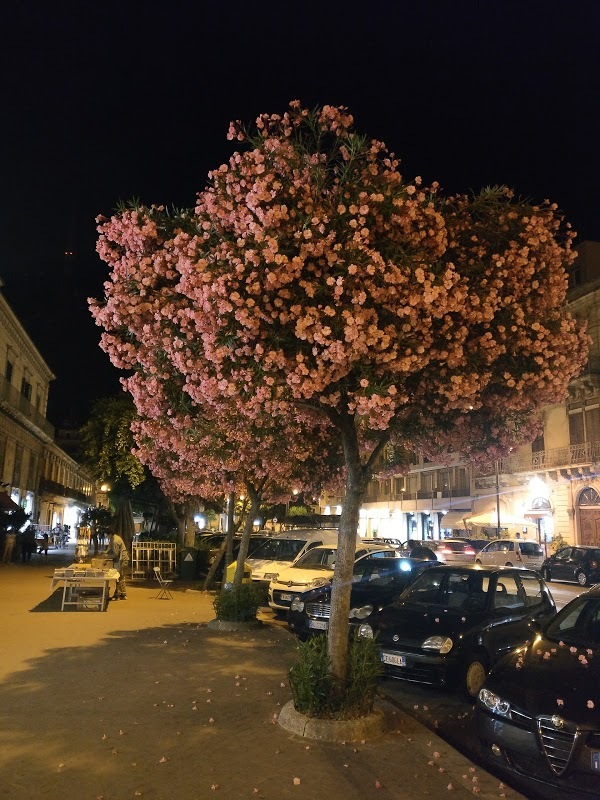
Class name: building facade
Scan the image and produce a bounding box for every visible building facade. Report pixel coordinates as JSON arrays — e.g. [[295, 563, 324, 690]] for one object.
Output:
[[322, 242, 600, 550], [0, 279, 96, 530]]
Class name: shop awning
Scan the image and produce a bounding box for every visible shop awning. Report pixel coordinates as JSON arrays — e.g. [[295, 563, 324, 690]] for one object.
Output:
[[466, 512, 535, 528], [439, 510, 472, 530], [0, 492, 20, 512]]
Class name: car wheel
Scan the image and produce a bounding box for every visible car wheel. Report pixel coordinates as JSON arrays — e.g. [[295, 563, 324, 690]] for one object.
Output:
[[475, 559, 482, 565], [462, 655, 489, 700], [577, 570, 589, 587], [504, 562, 513, 567], [541, 567, 551, 582]]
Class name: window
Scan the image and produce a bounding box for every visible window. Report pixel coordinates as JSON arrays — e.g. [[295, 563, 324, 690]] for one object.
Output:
[[518, 574, 544, 606], [5, 360, 13, 382], [531, 433, 545, 453], [21, 378, 32, 401], [518, 542, 542, 556], [569, 404, 600, 446], [579, 487, 600, 506], [553, 547, 572, 562], [493, 575, 524, 610]]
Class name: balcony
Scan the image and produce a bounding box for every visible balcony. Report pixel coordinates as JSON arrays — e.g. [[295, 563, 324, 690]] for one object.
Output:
[[481, 442, 600, 477], [0, 374, 54, 439], [39, 477, 92, 504]]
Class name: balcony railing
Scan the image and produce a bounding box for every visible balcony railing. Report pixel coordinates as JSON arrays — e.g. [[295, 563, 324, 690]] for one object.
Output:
[[486, 442, 600, 476], [39, 477, 92, 504], [0, 374, 54, 438]]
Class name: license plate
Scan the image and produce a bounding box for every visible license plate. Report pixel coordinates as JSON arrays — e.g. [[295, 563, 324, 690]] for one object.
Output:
[[308, 619, 328, 630], [279, 593, 292, 601], [381, 652, 406, 667], [592, 752, 600, 771]]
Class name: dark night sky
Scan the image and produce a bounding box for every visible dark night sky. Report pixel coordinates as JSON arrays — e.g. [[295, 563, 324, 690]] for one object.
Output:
[[2, 0, 600, 426]]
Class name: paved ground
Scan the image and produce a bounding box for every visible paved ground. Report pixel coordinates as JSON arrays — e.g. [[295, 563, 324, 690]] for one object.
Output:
[[0, 545, 523, 800]]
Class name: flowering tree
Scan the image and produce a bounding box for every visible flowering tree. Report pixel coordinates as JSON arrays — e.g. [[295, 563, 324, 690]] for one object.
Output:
[[90, 205, 343, 576], [149, 102, 587, 685]]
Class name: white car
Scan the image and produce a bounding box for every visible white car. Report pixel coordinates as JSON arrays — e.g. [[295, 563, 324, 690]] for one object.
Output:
[[475, 538, 544, 571], [268, 544, 398, 614], [247, 528, 340, 582]]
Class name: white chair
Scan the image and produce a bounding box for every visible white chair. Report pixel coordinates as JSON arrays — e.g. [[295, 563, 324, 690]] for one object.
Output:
[[153, 566, 174, 599]]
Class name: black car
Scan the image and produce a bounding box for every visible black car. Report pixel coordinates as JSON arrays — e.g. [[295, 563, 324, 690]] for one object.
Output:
[[541, 545, 600, 587], [287, 555, 437, 638], [356, 564, 556, 698], [477, 585, 600, 795]]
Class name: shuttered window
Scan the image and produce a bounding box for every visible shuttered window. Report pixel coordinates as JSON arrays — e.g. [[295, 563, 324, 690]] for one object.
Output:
[[569, 410, 584, 445]]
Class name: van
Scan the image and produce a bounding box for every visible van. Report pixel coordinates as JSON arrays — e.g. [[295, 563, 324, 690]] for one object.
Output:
[[475, 538, 544, 571], [247, 529, 339, 582]]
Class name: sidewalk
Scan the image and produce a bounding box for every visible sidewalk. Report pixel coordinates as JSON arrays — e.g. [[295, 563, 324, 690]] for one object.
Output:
[[0, 546, 523, 800]]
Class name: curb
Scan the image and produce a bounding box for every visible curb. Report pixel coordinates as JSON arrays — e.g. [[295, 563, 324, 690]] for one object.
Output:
[[278, 699, 386, 741]]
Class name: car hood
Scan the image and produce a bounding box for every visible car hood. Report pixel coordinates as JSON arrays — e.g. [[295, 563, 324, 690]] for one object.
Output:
[[373, 601, 486, 647], [249, 558, 296, 579], [272, 565, 333, 587], [485, 636, 600, 724]]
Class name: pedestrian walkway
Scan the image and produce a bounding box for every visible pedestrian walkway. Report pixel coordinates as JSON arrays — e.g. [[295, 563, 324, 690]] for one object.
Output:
[[0, 546, 524, 800]]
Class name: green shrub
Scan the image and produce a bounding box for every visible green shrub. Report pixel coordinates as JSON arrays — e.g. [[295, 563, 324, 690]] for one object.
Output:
[[289, 634, 382, 719], [212, 584, 263, 622]]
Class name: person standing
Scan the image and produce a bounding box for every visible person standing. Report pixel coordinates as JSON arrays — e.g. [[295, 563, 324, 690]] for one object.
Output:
[[21, 526, 36, 563], [2, 531, 17, 563], [105, 531, 129, 600], [38, 532, 49, 556]]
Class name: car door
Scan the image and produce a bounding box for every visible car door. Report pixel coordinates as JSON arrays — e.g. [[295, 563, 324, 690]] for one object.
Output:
[[548, 547, 573, 581], [480, 573, 533, 662]]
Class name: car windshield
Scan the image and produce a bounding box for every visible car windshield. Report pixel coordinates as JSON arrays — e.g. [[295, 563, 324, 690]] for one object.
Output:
[[248, 538, 307, 562], [545, 597, 600, 646], [293, 548, 337, 569]]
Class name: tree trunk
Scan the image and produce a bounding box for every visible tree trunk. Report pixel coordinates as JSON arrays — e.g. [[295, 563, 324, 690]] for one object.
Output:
[[327, 418, 372, 686], [183, 508, 196, 547], [233, 484, 262, 588], [221, 492, 237, 590]]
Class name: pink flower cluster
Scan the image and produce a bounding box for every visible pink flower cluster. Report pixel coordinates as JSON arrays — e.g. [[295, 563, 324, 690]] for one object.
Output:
[[90, 101, 589, 504]]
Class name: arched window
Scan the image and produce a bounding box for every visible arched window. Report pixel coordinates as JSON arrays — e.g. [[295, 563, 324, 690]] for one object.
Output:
[[530, 497, 551, 510], [578, 487, 600, 506]]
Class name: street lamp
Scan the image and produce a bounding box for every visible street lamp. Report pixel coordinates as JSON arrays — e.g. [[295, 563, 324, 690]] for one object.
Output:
[[286, 489, 299, 517]]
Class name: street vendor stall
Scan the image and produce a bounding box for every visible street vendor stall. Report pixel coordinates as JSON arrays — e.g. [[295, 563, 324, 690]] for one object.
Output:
[[51, 564, 119, 611]]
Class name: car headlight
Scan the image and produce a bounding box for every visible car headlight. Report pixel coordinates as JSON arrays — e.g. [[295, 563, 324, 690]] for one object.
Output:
[[349, 604, 373, 619], [308, 577, 330, 589], [422, 635, 453, 654], [478, 688, 511, 717], [264, 573, 278, 581], [357, 623, 374, 638], [290, 597, 305, 612], [399, 559, 412, 572]]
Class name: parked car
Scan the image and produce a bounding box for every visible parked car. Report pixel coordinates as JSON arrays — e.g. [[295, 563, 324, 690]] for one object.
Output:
[[430, 538, 478, 564], [475, 538, 544, 571], [356, 564, 556, 698], [477, 585, 600, 794], [246, 528, 340, 582], [541, 545, 600, 587], [287, 554, 438, 637], [269, 544, 398, 614], [468, 538, 491, 553]]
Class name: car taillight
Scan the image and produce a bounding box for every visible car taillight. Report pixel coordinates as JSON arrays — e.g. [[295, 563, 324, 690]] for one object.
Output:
[[439, 547, 452, 555], [464, 547, 475, 555]]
